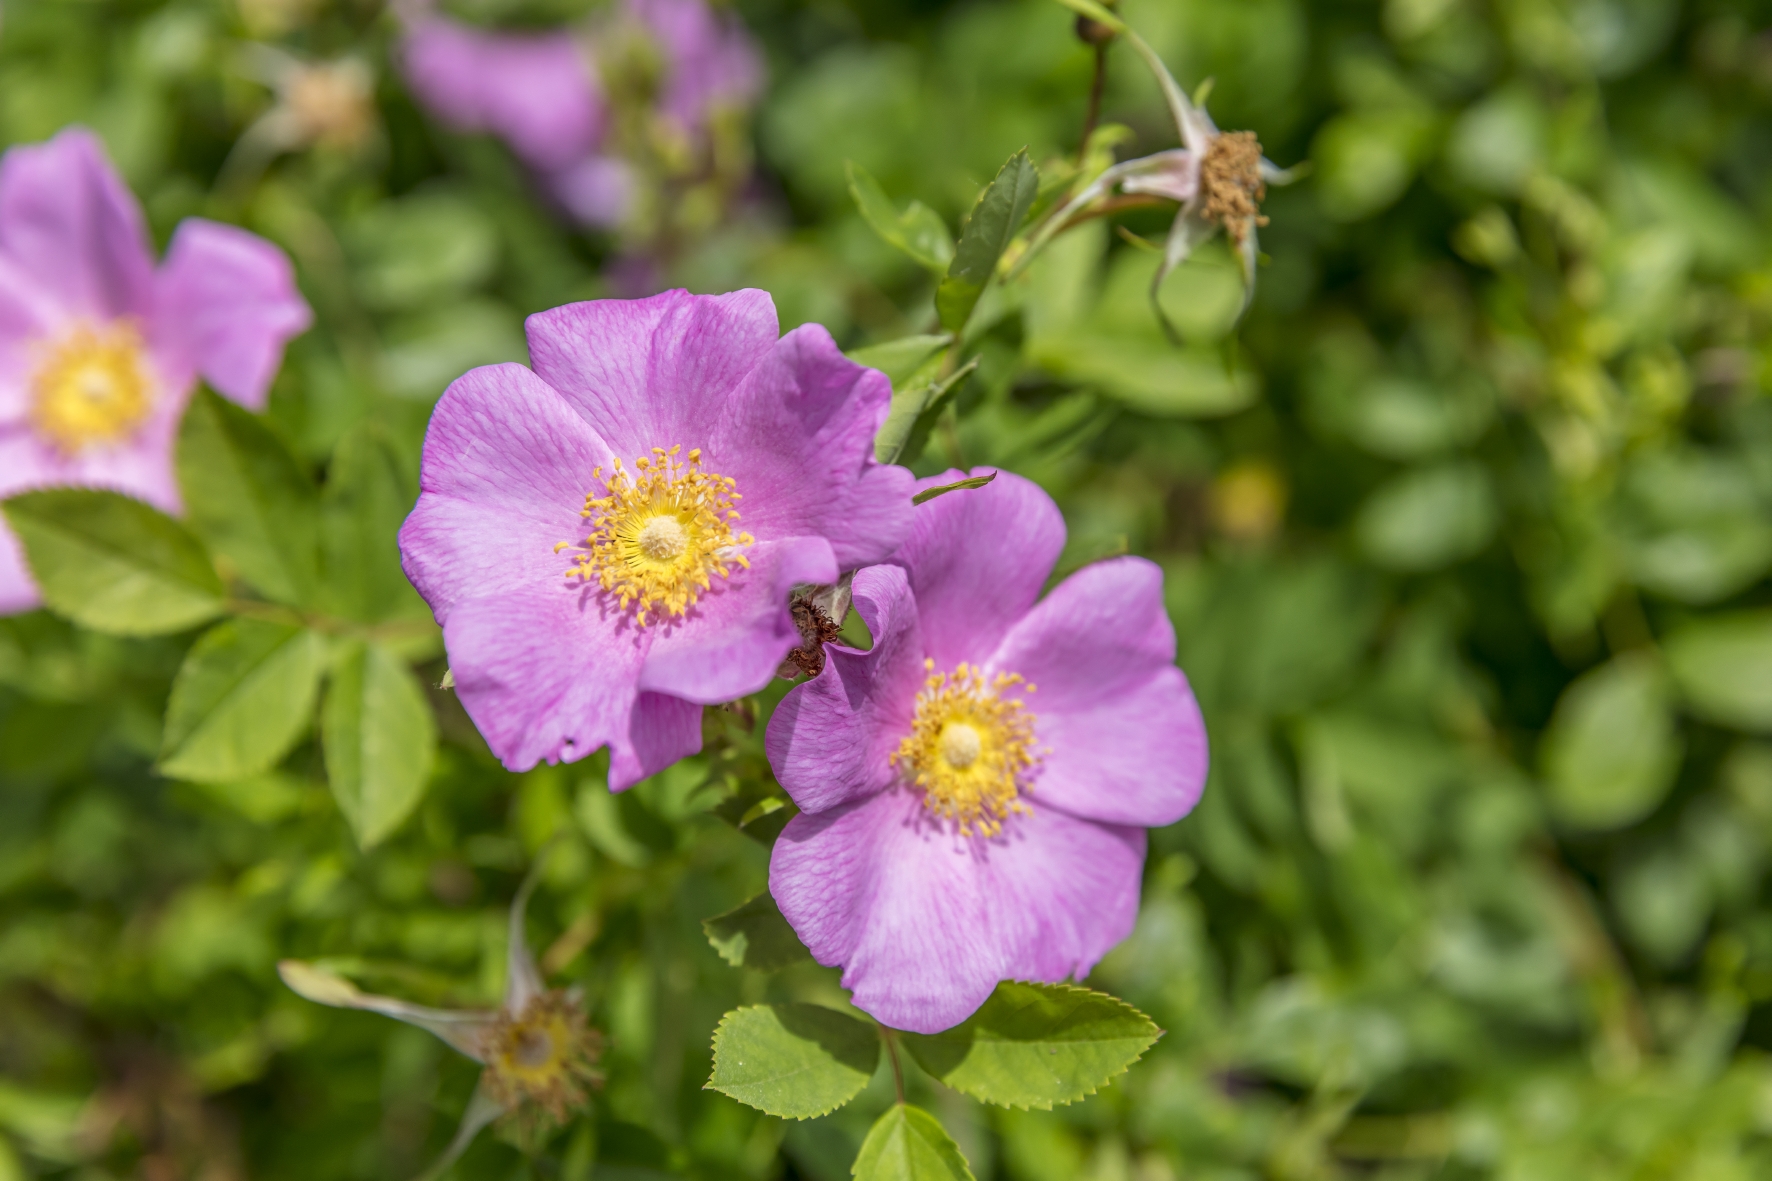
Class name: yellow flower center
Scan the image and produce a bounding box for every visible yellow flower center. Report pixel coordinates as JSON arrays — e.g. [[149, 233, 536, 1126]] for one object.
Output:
[[559, 445, 754, 625], [479, 991, 601, 1124], [29, 321, 153, 455], [891, 660, 1040, 838]]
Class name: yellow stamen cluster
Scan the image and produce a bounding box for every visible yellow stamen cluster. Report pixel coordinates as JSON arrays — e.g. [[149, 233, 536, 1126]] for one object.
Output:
[[479, 991, 602, 1124], [559, 445, 753, 624], [29, 321, 153, 455], [891, 659, 1040, 838]]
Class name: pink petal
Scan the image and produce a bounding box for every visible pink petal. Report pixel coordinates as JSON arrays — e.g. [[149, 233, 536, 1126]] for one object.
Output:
[[523, 289, 778, 461], [401, 18, 604, 172], [153, 218, 311, 410], [895, 468, 1065, 671], [770, 788, 1146, 1033], [443, 588, 699, 784], [0, 127, 154, 322], [989, 557, 1206, 828], [398, 362, 618, 628], [710, 323, 913, 569], [637, 535, 837, 705], [764, 563, 925, 814]]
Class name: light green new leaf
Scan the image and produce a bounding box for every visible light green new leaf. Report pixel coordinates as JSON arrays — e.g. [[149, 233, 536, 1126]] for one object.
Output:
[[160, 619, 326, 783], [913, 472, 996, 506], [1665, 611, 1772, 732], [1541, 651, 1682, 830], [936, 149, 1039, 334], [177, 387, 320, 608], [848, 161, 954, 273], [706, 1004, 879, 1119], [323, 639, 437, 848], [703, 892, 812, 971], [2, 488, 224, 635], [852, 1105, 975, 1181], [901, 982, 1159, 1110]]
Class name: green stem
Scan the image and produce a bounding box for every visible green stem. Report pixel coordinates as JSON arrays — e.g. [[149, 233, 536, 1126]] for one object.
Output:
[[880, 1025, 906, 1104]]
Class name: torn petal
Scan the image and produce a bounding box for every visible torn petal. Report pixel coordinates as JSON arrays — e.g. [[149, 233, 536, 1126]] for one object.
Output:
[[1118, 149, 1199, 205]]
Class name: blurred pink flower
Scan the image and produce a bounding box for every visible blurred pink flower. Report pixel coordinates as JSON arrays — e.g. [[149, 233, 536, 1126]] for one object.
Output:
[[398, 0, 761, 229], [0, 128, 311, 614]]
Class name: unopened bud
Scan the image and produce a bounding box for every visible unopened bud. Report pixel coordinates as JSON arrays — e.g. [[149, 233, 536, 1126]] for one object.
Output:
[[1075, 14, 1117, 46]]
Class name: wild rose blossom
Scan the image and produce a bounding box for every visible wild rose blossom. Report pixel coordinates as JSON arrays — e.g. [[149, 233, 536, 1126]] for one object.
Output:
[[397, 0, 760, 227], [765, 470, 1208, 1033], [397, 288, 913, 789], [0, 127, 311, 614]]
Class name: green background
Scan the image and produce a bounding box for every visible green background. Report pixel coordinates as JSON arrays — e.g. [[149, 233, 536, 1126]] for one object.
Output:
[[3, 0, 1772, 1177]]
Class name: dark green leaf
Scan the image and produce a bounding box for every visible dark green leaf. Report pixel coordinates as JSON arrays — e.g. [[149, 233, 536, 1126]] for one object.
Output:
[[703, 892, 812, 971], [320, 424, 427, 627], [936, 149, 1039, 333], [160, 619, 326, 783], [322, 639, 437, 848], [1665, 611, 1772, 732], [901, 982, 1159, 1110], [912, 472, 996, 506], [852, 1105, 975, 1181], [2, 489, 223, 635], [706, 1004, 879, 1119], [847, 161, 954, 273], [177, 387, 320, 607]]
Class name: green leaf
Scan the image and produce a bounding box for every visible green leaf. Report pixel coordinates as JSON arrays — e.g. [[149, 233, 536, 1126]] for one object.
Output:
[[320, 424, 427, 627], [322, 639, 437, 848], [160, 619, 326, 783], [876, 357, 979, 467], [936, 149, 1039, 334], [1026, 335, 1256, 417], [706, 1004, 879, 1119], [2, 489, 224, 635], [1355, 462, 1498, 572], [913, 472, 996, 506], [901, 982, 1159, 1110], [702, 892, 812, 971], [177, 387, 320, 607], [848, 161, 954, 273], [852, 1105, 975, 1181], [848, 334, 951, 387], [1665, 611, 1772, 731], [1541, 651, 1682, 830]]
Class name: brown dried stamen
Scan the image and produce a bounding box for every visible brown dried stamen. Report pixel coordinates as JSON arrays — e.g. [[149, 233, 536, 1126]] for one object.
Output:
[[478, 992, 602, 1124], [1199, 131, 1269, 244], [778, 594, 844, 679]]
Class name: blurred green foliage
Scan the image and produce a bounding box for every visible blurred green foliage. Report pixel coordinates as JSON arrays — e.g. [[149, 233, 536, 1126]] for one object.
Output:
[[4, 0, 1772, 1178]]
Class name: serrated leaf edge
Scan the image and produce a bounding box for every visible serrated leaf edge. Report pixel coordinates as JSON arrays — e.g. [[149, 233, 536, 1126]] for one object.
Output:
[[926, 980, 1163, 1111], [704, 1004, 877, 1121]]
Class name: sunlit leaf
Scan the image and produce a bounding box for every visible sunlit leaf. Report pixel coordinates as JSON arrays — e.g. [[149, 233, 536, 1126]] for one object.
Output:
[[848, 161, 954, 273], [706, 1004, 879, 1119], [852, 1104, 975, 1181], [936, 149, 1039, 333], [901, 982, 1159, 1110], [2, 489, 224, 635], [160, 619, 326, 783], [323, 639, 437, 848], [1541, 651, 1681, 830], [702, 892, 812, 971], [1665, 611, 1772, 732]]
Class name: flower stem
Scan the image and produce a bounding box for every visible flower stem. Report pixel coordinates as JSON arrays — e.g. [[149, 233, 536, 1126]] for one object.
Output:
[[1078, 44, 1108, 166], [880, 1025, 905, 1105]]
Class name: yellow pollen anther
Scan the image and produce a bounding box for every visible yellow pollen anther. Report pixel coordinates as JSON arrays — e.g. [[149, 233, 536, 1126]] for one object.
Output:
[[29, 321, 153, 455], [557, 444, 753, 625], [891, 662, 1040, 838]]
